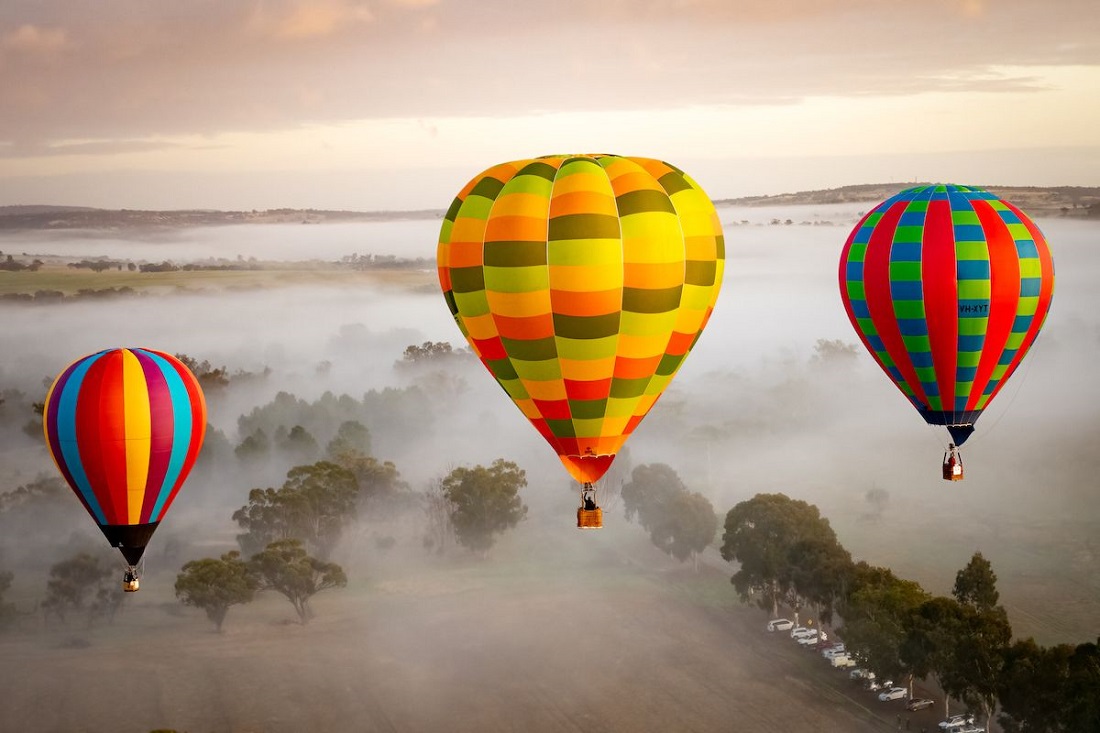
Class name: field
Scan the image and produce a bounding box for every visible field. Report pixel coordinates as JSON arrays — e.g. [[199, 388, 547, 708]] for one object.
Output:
[[0, 523, 931, 733], [0, 264, 435, 297]]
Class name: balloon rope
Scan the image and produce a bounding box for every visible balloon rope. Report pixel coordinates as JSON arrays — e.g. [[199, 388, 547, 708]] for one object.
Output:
[[963, 338, 1040, 448]]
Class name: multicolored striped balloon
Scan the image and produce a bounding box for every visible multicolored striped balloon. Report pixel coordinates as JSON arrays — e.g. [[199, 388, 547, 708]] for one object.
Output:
[[839, 184, 1055, 446], [43, 348, 207, 565], [438, 154, 725, 484]]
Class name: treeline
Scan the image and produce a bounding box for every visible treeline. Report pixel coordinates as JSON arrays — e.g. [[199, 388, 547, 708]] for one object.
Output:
[[720, 493, 1100, 732]]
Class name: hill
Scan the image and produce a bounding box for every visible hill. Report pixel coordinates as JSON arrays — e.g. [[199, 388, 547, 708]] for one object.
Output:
[[2, 184, 1098, 231], [716, 183, 1100, 218]]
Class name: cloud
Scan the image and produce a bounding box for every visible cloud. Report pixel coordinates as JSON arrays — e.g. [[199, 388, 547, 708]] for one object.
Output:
[[2, 24, 68, 54], [0, 1, 1095, 151], [247, 0, 375, 41]]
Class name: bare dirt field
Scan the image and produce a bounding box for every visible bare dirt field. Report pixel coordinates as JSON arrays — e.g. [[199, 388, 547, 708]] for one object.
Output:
[[0, 522, 926, 733]]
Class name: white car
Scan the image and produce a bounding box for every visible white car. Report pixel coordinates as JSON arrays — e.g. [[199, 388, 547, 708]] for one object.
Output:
[[939, 714, 977, 731], [822, 646, 847, 659], [797, 631, 822, 645], [878, 687, 907, 701], [830, 654, 856, 668], [766, 618, 794, 632], [957, 728, 985, 733], [790, 627, 815, 639]]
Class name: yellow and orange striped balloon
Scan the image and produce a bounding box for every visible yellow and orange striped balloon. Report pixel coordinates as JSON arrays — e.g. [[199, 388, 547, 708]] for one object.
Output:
[[437, 154, 724, 484]]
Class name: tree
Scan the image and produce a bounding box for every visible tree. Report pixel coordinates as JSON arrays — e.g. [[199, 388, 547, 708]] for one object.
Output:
[[336, 453, 411, 515], [1064, 640, 1100, 732], [839, 563, 929, 694], [649, 491, 718, 571], [325, 420, 372, 462], [275, 425, 320, 464], [998, 639, 1074, 733], [441, 459, 527, 554], [422, 478, 454, 555], [234, 428, 271, 462], [174, 354, 229, 390], [902, 595, 967, 720], [785, 537, 853, 626], [953, 551, 999, 611], [720, 493, 840, 618], [41, 553, 114, 625], [249, 539, 346, 624], [950, 604, 1012, 724], [174, 551, 257, 632], [232, 461, 359, 558], [620, 464, 716, 569], [397, 341, 464, 368], [621, 463, 685, 527], [903, 594, 1011, 724]]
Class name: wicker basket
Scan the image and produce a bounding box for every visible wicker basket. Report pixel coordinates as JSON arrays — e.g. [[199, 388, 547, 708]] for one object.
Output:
[[577, 507, 603, 529]]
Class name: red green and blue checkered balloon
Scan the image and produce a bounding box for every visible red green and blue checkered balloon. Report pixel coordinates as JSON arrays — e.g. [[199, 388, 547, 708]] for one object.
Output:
[[839, 185, 1054, 445]]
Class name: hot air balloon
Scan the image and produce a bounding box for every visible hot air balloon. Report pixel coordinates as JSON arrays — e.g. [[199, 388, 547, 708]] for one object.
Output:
[[437, 154, 724, 526], [839, 184, 1054, 479], [43, 348, 207, 590]]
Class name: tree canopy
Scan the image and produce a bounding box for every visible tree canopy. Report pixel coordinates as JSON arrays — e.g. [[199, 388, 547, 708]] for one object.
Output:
[[175, 551, 257, 632], [249, 539, 347, 624], [622, 464, 717, 569], [232, 461, 359, 558], [441, 459, 527, 554], [720, 493, 843, 617]]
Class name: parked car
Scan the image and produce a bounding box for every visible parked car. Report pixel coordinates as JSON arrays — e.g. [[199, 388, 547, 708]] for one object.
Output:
[[822, 645, 847, 658], [878, 687, 908, 701], [906, 698, 935, 711], [766, 618, 794, 632], [939, 714, 977, 731], [790, 626, 814, 639], [797, 631, 824, 645], [830, 654, 856, 668], [849, 668, 873, 680], [957, 727, 985, 733], [867, 678, 893, 692]]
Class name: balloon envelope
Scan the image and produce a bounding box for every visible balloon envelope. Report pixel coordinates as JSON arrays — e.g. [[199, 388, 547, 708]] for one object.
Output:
[[438, 154, 725, 483], [839, 184, 1054, 444], [43, 348, 207, 564]]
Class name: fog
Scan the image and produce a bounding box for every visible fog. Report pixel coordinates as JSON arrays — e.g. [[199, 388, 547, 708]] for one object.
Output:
[[0, 207, 1097, 732], [3, 218, 442, 263]]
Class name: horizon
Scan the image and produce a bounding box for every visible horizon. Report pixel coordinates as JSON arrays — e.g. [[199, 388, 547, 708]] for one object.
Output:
[[3, 180, 1099, 217]]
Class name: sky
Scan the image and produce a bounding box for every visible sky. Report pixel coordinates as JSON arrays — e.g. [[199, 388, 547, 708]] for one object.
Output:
[[0, 0, 1098, 210]]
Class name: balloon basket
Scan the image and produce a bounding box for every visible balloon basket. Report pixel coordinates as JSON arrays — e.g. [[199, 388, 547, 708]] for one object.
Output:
[[942, 465, 964, 482], [122, 567, 140, 593], [577, 507, 603, 529]]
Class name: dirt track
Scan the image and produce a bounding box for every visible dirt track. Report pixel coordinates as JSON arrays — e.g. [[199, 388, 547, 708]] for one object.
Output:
[[1, 524, 927, 733]]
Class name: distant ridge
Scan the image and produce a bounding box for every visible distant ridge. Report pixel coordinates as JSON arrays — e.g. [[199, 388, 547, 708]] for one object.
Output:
[[715, 183, 1100, 217], [0, 207, 446, 231], [1, 184, 1097, 230]]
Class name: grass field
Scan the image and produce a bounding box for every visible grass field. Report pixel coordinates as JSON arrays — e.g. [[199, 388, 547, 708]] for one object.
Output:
[[0, 264, 435, 296], [0, 522, 917, 733]]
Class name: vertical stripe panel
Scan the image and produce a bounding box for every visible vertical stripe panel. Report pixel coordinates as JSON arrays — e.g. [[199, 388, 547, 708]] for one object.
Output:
[[863, 199, 930, 407], [968, 201, 1019, 409], [48, 354, 109, 524], [140, 350, 194, 520], [121, 349, 152, 524], [76, 352, 128, 524], [921, 198, 960, 419]]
